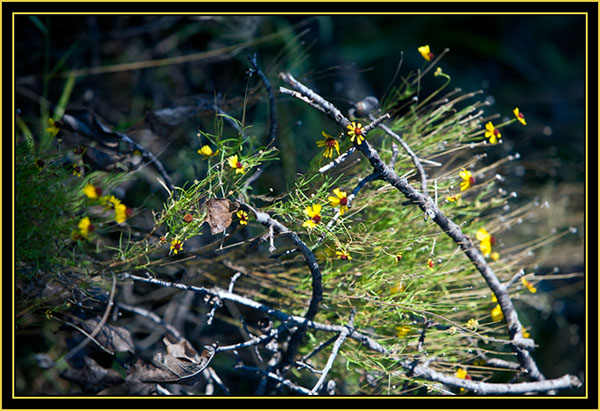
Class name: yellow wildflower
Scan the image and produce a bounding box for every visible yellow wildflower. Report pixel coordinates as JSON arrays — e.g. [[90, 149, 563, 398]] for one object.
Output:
[[316, 131, 340, 158], [396, 326, 411, 338], [336, 249, 352, 261], [328, 188, 349, 215], [484, 121, 501, 144], [83, 184, 102, 200], [491, 304, 504, 322], [45, 117, 60, 136], [459, 169, 475, 191], [227, 155, 246, 174], [198, 145, 219, 159], [466, 318, 479, 330], [347, 121, 365, 145], [302, 204, 322, 229], [237, 210, 249, 225], [170, 239, 184, 254], [418, 45, 434, 61], [513, 107, 526, 125], [521, 277, 537, 293], [77, 216, 94, 239]]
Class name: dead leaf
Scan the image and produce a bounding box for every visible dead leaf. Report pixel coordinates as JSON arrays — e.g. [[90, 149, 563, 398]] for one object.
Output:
[[204, 198, 239, 235], [60, 356, 124, 394], [127, 335, 215, 386], [81, 319, 135, 354]]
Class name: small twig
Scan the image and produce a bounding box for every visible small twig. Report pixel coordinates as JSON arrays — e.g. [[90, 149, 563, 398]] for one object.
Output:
[[206, 367, 231, 395], [51, 317, 115, 356], [300, 334, 339, 364], [117, 302, 183, 339], [228, 272, 243, 293], [63, 272, 116, 362], [318, 147, 356, 173], [505, 269, 527, 290], [248, 53, 277, 147], [237, 365, 312, 395], [402, 363, 581, 394], [389, 143, 399, 169], [205, 295, 223, 326], [310, 309, 356, 395]]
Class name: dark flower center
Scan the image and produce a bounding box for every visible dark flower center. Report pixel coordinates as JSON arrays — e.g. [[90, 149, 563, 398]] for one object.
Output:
[[340, 254, 348, 260], [469, 176, 476, 185], [174, 242, 181, 250], [490, 236, 496, 246], [354, 127, 362, 135], [236, 161, 242, 169], [326, 138, 336, 147], [95, 187, 103, 196], [312, 215, 321, 224], [88, 224, 95, 232], [493, 129, 500, 136], [339, 197, 348, 206], [518, 113, 524, 119]]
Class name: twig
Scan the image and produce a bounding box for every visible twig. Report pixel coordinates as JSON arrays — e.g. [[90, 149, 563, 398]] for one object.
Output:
[[237, 199, 323, 366], [117, 302, 183, 340], [206, 367, 231, 395], [228, 272, 243, 293], [310, 309, 356, 394], [236, 365, 312, 395], [51, 317, 115, 356], [505, 269, 527, 290], [119, 272, 386, 353], [300, 334, 339, 364], [278, 71, 548, 383], [402, 363, 581, 394], [318, 147, 356, 173], [63, 272, 116, 362], [389, 143, 399, 169], [372, 117, 431, 219], [248, 53, 277, 147]]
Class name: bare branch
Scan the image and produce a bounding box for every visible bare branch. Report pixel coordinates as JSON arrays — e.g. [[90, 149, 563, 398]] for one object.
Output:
[[310, 309, 356, 394]]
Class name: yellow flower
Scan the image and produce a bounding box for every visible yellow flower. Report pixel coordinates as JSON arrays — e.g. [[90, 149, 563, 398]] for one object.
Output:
[[446, 193, 461, 202], [336, 250, 352, 261], [396, 326, 411, 338], [227, 155, 246, 174], [484, 121, 501, 144], [328, 188, 349, 215], [115, 203, 128, 224], [72, 163, 83, 177], [456, 368, 468, 380], [427, 258, 434, 269], [316, 131, 340, 158], [394, 252, 402, 263], [45, 117, 60, 137], [237, 210, 249, 225], [34, 159, 45, 171], [491, 293, 497, 302], [198, 145, 219, 159], [83, 184, 102, 200], [302, 204, 322, 229], [78, 216, 94, 239], [434, 67, 443, 77], [466, 318, 479, 330], [418, 45, 434, 62], [513, 107, 527, 125], [490, 251, 500, 261], [476, 228, 495, 257], [170, 239, 184, 254], [522, 328, 530, 338], [108, 195, 121, 208], [459, 168, 475, 191], [521, 277, 537, 294], [347, 121, 365, 145], [491, 304, 504, 322]]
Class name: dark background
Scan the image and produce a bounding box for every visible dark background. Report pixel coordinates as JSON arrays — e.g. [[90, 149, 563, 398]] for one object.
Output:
[[12, 9, 591, 397]]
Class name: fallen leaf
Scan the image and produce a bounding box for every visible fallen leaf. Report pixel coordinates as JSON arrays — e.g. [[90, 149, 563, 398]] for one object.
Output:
[[204, 198, 239, 235]]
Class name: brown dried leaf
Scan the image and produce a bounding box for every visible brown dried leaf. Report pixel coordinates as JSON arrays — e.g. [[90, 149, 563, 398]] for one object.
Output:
[[81, 319, 135, 353], [60, 356, 124, 394], [204, 198, 239, 235], [127, 335, 215, 386]]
